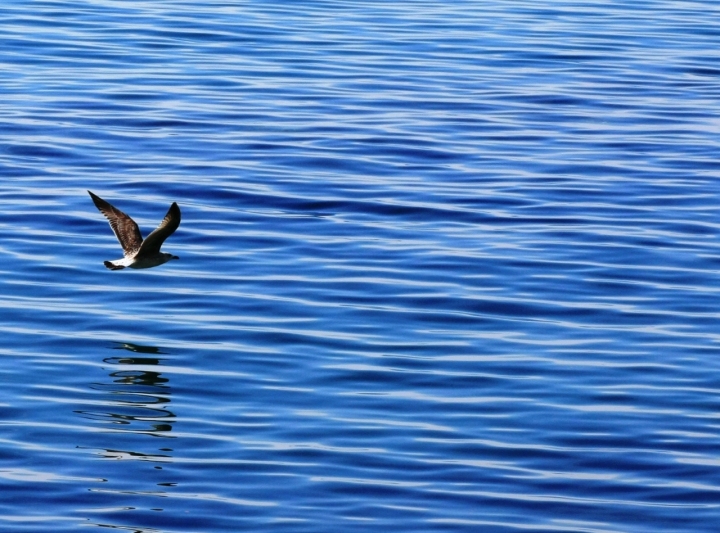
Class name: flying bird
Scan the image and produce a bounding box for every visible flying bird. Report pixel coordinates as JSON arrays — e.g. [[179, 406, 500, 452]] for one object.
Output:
[[88, 190, 181, 270]]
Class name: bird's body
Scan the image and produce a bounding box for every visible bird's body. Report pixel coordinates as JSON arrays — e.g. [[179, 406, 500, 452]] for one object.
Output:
[[88, 190, 180, 270]]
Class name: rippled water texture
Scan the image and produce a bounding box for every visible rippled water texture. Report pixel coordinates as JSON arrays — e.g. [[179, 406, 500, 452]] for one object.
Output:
[[1, 1, 720, 532]]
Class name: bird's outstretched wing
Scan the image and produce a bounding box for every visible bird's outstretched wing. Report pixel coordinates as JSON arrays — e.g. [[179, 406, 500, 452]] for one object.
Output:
[[137, 202, 181, 256], [88, 190, 143, 256]]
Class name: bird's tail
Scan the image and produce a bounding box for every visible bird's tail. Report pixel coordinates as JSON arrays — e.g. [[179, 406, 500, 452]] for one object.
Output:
[[104, 261, 125, 270]]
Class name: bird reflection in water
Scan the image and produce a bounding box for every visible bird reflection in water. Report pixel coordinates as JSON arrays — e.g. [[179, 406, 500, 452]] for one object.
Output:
[[77, 342, 176, 437], [78, 342, 179, 524]]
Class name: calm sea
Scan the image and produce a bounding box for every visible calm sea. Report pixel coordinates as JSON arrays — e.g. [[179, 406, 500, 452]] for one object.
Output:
[[1, 1, 719, 532]]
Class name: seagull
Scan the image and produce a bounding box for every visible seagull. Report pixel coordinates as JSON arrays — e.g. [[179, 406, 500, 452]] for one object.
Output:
[[88, 190, 181, 270]]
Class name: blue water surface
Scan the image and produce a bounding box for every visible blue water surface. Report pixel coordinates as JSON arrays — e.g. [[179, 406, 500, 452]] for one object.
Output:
[[1, 1, 720, 532]]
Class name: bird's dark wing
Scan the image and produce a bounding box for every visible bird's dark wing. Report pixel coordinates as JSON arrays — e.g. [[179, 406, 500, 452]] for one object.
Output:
[[137, 202, 181, 256], [88, 190, 143, 256]]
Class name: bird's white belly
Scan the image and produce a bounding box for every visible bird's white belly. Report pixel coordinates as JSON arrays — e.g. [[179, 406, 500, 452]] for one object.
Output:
[[127, 255, 171, 269]]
